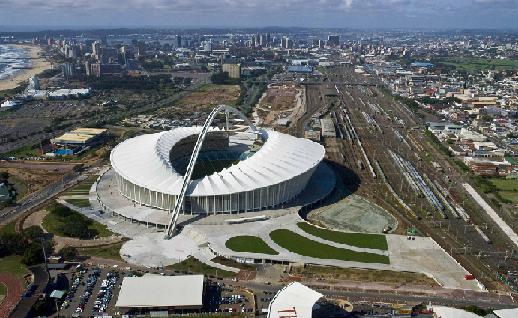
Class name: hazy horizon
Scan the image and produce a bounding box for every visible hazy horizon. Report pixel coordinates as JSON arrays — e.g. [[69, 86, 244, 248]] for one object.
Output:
[[0, 0, 517, 30]]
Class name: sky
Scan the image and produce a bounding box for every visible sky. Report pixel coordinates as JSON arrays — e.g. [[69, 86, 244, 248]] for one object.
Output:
[[0, 0, 517, 30]]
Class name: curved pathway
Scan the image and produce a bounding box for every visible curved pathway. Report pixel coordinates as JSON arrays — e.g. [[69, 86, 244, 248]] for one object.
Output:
[[0, 273, 23, 318]]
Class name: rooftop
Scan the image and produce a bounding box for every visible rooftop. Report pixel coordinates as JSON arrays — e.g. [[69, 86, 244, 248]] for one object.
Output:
[[115, 275, 204, 308]]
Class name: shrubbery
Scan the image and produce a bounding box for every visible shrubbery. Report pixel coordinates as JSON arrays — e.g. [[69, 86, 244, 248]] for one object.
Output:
[[0, 225, 52, 265], [44, 203, 98, 239]]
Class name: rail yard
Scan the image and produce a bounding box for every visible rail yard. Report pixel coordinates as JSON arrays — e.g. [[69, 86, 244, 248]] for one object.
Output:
[[297, 66, 518, 293]]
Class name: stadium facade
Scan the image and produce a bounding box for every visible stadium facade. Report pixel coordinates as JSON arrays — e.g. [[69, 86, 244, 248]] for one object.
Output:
[[110, 125, 325, 215]]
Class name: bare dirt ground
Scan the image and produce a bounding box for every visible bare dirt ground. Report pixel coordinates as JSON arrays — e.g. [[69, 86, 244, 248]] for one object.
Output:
[[155, 84, 241, 120], [177, 84, 240, 110], [0, 161, 76, 194], [254, 84, 303, 127]]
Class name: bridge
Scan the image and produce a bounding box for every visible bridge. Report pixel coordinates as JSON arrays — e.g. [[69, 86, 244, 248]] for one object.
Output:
[[165, 105, 257, 239]]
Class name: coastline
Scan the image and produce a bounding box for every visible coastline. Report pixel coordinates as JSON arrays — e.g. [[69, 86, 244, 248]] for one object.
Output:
[[0, 44, 52, 92]]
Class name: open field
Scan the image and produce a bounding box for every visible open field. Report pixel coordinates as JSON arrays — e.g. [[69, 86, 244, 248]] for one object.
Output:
[[177, 84, 240, 109], [225, 235, 279, 255], [167, 256, 235, 278], [0, 161, 76, 196], [292, 265, 438, 286], [79, 242, 125, 261], [297, 222, 388, 250], [489, 178, 518, 204], [438, 57, 518, 72], [255, 84, 302, 126], [270, 229, 390, 264]]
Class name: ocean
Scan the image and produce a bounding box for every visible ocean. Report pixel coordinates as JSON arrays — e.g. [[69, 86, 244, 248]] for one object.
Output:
[[0, 45, 32, 81]]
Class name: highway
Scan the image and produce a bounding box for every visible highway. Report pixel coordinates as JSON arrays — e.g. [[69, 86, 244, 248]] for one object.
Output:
[[0, 169, 85, 223]]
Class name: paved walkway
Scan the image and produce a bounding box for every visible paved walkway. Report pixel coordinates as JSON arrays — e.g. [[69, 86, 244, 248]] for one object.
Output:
[[0, 273, 23, 318]]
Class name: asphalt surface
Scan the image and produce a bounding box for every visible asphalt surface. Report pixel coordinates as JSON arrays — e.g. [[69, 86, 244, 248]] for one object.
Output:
[[0, 171, 82, 222]]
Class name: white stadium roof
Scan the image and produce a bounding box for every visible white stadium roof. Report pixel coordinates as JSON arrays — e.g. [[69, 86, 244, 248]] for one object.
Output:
[[267, 282, 323, 318], [110, 127, 325, 196], [493, 308, 518, 318], [115, 275, 204, 308]]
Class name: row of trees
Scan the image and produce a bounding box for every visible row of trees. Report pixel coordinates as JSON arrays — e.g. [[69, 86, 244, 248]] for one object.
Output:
[[0, 225, 51, 265]]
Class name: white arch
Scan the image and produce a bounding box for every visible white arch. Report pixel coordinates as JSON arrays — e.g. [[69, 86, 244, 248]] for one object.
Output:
[[165, 105, 257, 238]]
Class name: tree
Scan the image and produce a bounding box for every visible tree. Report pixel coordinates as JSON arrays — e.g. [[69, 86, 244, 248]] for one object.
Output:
[[59, 246, 78, 261], [23, 226, 45, 242], [22, 242, 44, 265], [0, 232, 28, 257], [0, 171, 8, 183]]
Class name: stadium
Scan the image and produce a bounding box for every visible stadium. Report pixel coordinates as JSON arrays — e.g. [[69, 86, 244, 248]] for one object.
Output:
[[109, 105, 325, 216]]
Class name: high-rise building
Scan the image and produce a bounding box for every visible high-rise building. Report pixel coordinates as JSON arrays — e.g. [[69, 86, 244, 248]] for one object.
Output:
[[62, 62, 75, 80], [28, 76, 40, 90], [327, 35, 340, 47], [222, 63, 241, 79], [176, 35, 182, 48], [92, 41, 101, 59], [281, 37, 293, 49]]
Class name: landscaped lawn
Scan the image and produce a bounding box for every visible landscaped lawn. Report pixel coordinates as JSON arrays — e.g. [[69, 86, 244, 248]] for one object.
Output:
[[63, 175, 98, 196], [167, 257, 235, 278], [0, 221, 16, 235], [0, 255, 29, 280], [42, 203, 112, 239], [297, 222, 388, 250], [79, 242, 125, 261], [270, 229, 390, 264], [64, 198, 92, 208], [225, 235, 278, 255]]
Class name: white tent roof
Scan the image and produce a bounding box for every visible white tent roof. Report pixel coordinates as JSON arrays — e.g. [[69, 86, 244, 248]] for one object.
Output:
[[110, 127, 324, 196], [267, 282, 323, 318], [115, 275, 204, 308]]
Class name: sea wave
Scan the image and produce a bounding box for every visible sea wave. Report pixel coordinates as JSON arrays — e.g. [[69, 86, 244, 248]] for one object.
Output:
[[0, 45, 32, 80]]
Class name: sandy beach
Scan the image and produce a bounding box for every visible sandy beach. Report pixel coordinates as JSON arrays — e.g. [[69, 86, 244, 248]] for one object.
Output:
[[0, 44, 52, 91]]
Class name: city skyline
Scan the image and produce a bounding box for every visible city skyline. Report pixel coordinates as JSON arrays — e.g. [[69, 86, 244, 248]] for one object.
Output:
[[0, 0, 517, 30]]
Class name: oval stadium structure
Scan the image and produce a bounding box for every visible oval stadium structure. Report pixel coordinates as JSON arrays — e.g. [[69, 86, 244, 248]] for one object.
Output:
[[110, 126, 325, 215]]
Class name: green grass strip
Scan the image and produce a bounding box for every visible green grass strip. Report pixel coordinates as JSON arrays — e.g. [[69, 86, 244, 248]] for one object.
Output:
[[226, 235, 278, 255], [270, 229, 389, 264], [297, 222, 388, 250]]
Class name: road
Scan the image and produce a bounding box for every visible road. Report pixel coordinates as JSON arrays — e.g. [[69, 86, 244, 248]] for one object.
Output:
[[231, 280, 516, 310], [0, 170, 84, 223]]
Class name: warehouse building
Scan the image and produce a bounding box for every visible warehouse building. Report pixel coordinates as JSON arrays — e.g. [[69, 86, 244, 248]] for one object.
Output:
[[115, 275, 204, 314], [51, 128, 108, 155]]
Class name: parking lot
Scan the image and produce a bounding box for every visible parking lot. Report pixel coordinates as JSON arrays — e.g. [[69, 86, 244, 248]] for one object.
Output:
[[58, 265, 123, 317], [54, 265, 255, 317]]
